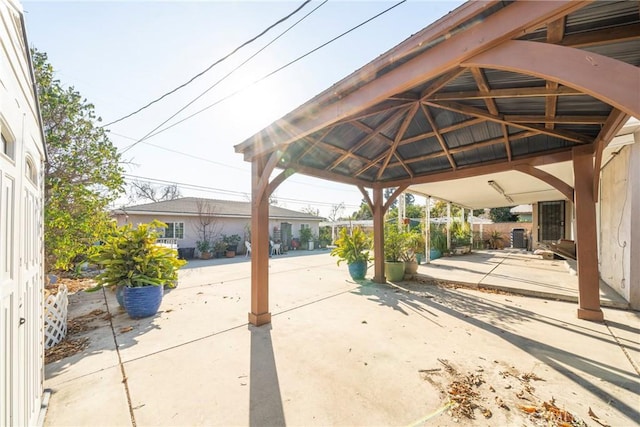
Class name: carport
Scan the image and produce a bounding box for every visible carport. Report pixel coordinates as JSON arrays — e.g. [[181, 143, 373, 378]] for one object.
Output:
[[234, 0, 640, 325]]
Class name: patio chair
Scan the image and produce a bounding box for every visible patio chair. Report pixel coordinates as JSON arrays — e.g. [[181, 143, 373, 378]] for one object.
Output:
[[245, 241, 251, 257]]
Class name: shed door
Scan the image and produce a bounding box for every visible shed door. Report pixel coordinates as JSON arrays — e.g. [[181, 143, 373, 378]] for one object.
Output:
[[0, 162, 19, 426], [538, 201, 565, 243]]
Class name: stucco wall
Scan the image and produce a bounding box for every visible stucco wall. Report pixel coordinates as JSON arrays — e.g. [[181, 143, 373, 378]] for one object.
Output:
[[599, 144, 638, 308], [114, 213, 320, 255]]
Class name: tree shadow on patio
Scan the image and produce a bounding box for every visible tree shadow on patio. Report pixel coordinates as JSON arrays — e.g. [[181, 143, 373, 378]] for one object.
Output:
[[354, 280, 640, 422]]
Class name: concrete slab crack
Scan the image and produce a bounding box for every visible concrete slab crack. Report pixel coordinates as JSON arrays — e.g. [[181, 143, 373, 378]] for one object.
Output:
[[604, 319, 640, 377], [101, 287, 137, 427]]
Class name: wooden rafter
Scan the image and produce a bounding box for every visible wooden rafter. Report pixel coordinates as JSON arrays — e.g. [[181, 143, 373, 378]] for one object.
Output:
[[545, 17, 566, 130], [377, 103, 419, 179], [503, 115, 608, 124], [382, 185, 409, 212], [593, 109, 629, 198], [329, 107, 410, 171], [354, 150, 388, 177], [470, 67, 499, 115], [390, 130, 537, 166], [399, 117, 485, 146], [430, 86, 581, 101], [421, 103, 457, 170], [358, 185, 373, 209], [420, 67, 467, 99], [425, 100, 592, 144], [292, 127, 334, 163], [501, 123, 512, 162], [334, 101, 414, 127], [559, 22, 640, 49]]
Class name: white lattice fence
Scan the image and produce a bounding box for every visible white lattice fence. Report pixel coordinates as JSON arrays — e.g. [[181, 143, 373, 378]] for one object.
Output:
[[44, 284, 68, 349]]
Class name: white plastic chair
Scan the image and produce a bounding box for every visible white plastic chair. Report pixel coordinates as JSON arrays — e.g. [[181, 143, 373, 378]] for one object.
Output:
[[245, 241, 251, 257]]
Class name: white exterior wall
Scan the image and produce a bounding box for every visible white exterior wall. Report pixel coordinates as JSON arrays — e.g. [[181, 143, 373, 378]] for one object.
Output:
[[599, 142, 639, 308], [0, 1, 46, 425]]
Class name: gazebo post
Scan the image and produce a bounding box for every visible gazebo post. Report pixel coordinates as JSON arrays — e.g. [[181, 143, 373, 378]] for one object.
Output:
[[249, 157, 271, 326], [372, 187, 385, 283], [572, 145, 603, 322]]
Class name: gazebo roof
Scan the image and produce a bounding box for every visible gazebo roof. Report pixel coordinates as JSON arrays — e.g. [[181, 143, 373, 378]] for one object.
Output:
[[235, 1, 639, 208]]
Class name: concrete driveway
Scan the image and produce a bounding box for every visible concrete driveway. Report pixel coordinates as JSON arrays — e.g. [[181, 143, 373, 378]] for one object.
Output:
[[43, 251, 639, 426]]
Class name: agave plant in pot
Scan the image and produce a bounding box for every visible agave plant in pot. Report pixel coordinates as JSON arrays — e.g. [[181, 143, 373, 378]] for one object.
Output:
[[330, 226, 371, 281], [90, 220, 187, 319]]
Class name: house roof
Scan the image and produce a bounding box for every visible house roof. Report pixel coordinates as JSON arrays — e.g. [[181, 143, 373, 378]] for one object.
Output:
[[510, 204, 533, 214], [114, 197, 323, 221], [235, 1, 639, 209]]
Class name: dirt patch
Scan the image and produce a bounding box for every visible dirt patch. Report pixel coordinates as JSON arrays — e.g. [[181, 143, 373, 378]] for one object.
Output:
[[45, 308, 106, 364], [45, 337, 89, 364], [45, 276, 97, 296], [420, 359, 599, 426]]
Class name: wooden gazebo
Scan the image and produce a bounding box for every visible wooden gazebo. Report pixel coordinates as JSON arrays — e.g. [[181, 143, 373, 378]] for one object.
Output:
[[235, 0, 640, 325]]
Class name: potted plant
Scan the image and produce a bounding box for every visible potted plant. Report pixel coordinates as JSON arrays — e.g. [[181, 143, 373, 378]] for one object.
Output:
[[451, 221, 472, 254], [401, 229, 423, 274], [429, 226, 447, 260], [89, 220, 186, 319], [222, 234, 242, 257], [488, 230, 504, 249], [196, 240, 212, 259], [299, 227, 314, 250], [384, 225, 407, 282], [330, 226, 371, 280], [213, 240, 227, 258]]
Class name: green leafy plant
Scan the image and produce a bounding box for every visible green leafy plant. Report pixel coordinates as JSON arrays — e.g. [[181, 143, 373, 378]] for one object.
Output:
[[299, 227, 314, 243], [330, 227, 371, 266], [450, 221, 471, 247], [89, 220, 186, 290], [401, 229, 424, 262], [430, 226, 448, 252], [196, 240, 211, 253], [384, 225, 407, 262], [488, 230, 504, 249], [213, 240, 228, 253]]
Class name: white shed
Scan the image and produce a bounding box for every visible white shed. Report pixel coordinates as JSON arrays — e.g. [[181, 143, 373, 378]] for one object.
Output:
[[0, 0, 47, 425]]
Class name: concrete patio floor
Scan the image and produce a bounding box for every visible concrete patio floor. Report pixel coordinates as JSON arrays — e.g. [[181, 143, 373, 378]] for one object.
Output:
[[43, 251, 639, 426]]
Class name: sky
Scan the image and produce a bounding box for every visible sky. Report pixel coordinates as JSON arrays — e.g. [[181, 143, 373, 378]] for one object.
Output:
[[22, 0, 465, 218]]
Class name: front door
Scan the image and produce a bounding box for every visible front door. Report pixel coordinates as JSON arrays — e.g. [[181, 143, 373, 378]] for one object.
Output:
[[538, 201, 565, 243]]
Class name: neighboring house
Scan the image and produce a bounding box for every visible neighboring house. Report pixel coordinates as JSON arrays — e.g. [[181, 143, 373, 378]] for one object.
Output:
[[0, 0, 47, 425], [113, 197, 323, 255], [510, 205, 533, 222]]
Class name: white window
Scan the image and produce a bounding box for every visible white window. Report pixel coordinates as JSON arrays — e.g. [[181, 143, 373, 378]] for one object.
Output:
[[1, 132, 14, 160], [25, 157, 37, 184], [163, 222, 184, 239], [300, 223, 310, 230]]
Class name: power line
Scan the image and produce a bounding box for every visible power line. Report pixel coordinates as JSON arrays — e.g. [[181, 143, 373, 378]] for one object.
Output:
[[123, 0, 407, 147], [103, 0, 312, 128], [122, 173, 362, 209], [120, 0, 327, 154]]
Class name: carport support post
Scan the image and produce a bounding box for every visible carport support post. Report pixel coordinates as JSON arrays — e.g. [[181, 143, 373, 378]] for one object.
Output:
[[572, 146, 603, 321], [249, 157, 271, 326], [372, 187, 385, 283]]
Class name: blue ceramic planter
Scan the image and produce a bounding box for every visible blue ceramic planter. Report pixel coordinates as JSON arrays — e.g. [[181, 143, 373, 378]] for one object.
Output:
[[348, 261, 367, 280], [115, 285, 125, 307], [429, 249, 442, 260], [123, 285, 164, 319]]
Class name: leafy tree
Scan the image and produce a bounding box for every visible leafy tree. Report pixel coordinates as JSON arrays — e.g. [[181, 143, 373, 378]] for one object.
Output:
[[350, 199, 372, 220], [489, 207, 517, 222], [129, 180, 181, 203], [301, 205, 320, 217], [430, 200, 461, 219], [34, 49, 124, 271]]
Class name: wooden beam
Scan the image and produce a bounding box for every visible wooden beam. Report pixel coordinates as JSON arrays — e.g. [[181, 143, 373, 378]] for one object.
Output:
[[426, 100, 593, 144], [381, 149, 574, 188], [389, 92, 420, 101], [265, 168, 295, 200], [383, 185, 409, 213], [545, 17, 565, 130], [501, 123, 512, 162], [420, 67, 467, 99], [255, 151, 282, 204], [512, 164, 573, 201], [377, 103, 419, 179], [329, 107, 410, 171], [399, 117, 485, 146], [358, 185, 373, 210], [573, 145, 603, 321], [236, 1, 587, 160], [430, 86, 581, 101], [285, 162, 374, 188], [470, 67, 499, 116], [559, 22, 640, 49], [503, 115, 608, 124], [335, 101, 413, 126], [421, 103, 457, 169], [292, 127, 334, 163], [464, 40, 640, 120], [372, 187, 385, 283]]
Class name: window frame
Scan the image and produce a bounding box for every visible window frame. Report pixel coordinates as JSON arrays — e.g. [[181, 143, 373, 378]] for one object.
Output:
[[163, 221, 185, 239]]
